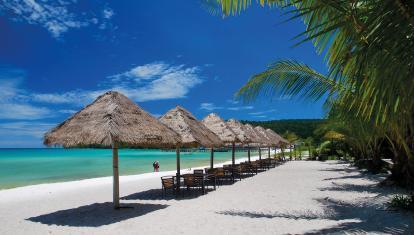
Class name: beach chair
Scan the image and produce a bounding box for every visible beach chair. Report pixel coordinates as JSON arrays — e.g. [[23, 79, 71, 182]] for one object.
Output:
[[161, 176, 175, 196], [183, 174, 204, 194], [240, 162, 256, 177]]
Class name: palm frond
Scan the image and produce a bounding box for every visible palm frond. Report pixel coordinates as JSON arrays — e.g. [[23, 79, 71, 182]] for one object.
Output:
[[236, 60, 342, 104]]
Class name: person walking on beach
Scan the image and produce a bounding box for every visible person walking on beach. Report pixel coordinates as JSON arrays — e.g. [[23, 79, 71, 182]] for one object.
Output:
[[153, 161, 159, 172]]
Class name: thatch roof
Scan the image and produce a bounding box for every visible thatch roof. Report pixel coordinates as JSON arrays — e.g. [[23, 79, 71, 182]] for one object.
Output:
[[266, 128, 289, 146], [159, 106, 223, 147], [44, 91, 181, 148], [201, 113, 238, 143], [225, 119, 251, 143], [254, 126, 273, 146], [244, 124, 267, 146]]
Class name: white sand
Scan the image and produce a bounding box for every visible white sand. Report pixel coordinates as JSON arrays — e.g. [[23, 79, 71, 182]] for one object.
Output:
[[0, 159, 413, 234]]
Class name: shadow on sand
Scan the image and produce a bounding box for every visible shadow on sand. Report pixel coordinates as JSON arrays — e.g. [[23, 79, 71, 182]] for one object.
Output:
[[217, 161, 414, 234], [27, 202, 168, 227], [303, 198, 413, 234], [216, 210, 324, 220], [121, 188, 216, 201], [217, 198, 413, 234]]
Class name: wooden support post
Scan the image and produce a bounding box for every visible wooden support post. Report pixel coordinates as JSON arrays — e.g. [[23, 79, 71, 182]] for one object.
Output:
[[248, 146, 251, 162], [232, 142, 235, 166], [112, 144, 120, 209], [258, 147, 261, 160], [268, 147, 271, 159], [176, 146, 181, 192], [210, 147, 214, 169]]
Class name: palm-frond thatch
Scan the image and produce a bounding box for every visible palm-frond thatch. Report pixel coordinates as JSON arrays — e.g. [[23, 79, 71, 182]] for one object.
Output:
[[244, 123, 267, 146], [225, 119, 251, 144], [44, 91, 181, 148], [266, 128, 288, 146], [159, 106, 222, 147], [254, 126, 274, 146], [201, 113, 239, 143]]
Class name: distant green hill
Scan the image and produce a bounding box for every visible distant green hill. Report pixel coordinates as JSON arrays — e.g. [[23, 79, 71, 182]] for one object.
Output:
[[242, 119, 326, 142]]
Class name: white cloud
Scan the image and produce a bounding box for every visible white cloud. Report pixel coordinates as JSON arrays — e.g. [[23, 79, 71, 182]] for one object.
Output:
[[0, 103, 51, 120], [248, 109, 277, 116], [199, 102, 222, 111], [0, 71, 52, 120], [226, 99, 239, 105], [227, 106, 254, 111], [2, 62, 204, 109], [110, 62, 178, 82], [0, 1, 114, 38], [200, 102, 254, 112], [58, 109, 77, 114], [31, 90, 100, 104], [0, 121, 55, 138], [107, 62, 203, 102], [103, 7, 114, 19], [251, 114, 268, 120]]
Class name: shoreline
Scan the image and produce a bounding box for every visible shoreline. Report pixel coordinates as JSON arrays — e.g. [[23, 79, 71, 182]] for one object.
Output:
[[0, 152, 269, 196], [1, 160, 412, 234]]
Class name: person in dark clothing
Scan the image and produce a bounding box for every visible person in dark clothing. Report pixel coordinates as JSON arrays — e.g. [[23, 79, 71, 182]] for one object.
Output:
[[153, 161, 159, 172]]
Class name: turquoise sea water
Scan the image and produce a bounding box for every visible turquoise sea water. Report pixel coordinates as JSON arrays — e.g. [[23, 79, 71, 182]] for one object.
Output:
[[0, 148, 251, 190]]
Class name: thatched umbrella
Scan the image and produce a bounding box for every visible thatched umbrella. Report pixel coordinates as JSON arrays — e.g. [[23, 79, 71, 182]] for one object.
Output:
[[44, 91, 181, 209], [254, 126, 274, 159], [266, 128, 289, 158], [202, 113, 239, 168], [160, 106, 222, 190], [243, 124, 266, 162], [226, 119, 252, 163]]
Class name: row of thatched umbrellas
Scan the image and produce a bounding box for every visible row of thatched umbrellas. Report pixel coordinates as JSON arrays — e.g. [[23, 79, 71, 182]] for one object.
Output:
[[44, 91, 288, 209]]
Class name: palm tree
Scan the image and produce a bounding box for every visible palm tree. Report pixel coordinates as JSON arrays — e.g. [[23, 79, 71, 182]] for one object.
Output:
[[284, 131, 298, 160], [304, 137, 314, 159], [205, 0, 414, 188], [323, 130, 344, 158]]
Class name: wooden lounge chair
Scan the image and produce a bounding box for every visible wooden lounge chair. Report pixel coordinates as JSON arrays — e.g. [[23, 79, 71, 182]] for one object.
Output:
[[251, 160, 266, 172], [193, 169, 204, 175], [183, 174, 204, 194], [240, 162, 257, 176], [161, 176, 175, 196]]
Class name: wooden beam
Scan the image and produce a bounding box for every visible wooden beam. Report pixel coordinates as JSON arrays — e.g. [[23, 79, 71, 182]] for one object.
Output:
[[247, 146, 251, 162], [176, 146, 181, 192], [210, 147, 214, 169], [258, 147, 261, 160], [232, 142, 235, 166], [268, 147, 271, 159], [112, 144, 120, 209]]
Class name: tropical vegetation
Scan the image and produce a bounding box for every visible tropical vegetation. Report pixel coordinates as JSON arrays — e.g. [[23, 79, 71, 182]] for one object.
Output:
[[207, 0, 414, 189], [243, 119, 325, 142]]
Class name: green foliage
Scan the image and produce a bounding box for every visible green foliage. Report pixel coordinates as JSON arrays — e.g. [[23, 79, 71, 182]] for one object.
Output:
[[207, 0, 414, 187], [242, 119, 326, 142], [389, 194, 414, 211]]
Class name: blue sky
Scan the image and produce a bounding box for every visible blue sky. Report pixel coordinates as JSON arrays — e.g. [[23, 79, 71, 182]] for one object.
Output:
[[0, 1, 327, 147]]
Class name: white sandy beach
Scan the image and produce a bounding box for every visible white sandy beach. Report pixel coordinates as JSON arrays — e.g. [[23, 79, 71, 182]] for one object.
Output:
[[0, 157, 413, 234]]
